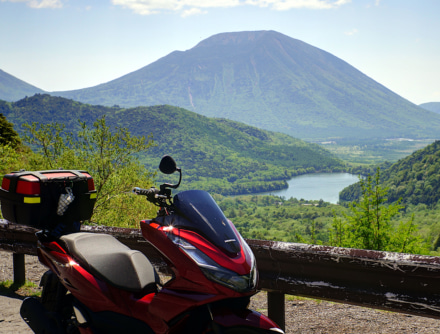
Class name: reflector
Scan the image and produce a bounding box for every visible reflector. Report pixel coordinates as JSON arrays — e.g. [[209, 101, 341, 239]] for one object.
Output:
[[17, 180, 41, 195], [1, 177, 10, 191]]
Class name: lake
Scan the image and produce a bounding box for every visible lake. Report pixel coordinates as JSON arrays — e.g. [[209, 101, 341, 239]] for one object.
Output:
[[259, 173, 359, 204]]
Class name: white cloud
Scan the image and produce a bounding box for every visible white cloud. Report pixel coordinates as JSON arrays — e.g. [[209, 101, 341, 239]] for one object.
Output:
[[344, 28, 358, 36], [247, 0, 351, 10], [111, 0, 350, 16], [431, 91, 440, 102], [181, 7, 208, 17], [2, 0, 63, 8], [366, 0, 380, 9]]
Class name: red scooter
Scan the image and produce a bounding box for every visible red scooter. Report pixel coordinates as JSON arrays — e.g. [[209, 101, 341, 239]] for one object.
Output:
[[17, 155, 284, 333]]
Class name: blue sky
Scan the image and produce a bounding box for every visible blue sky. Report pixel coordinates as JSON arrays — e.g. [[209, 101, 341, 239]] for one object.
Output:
[[1, 0, 439, 104]]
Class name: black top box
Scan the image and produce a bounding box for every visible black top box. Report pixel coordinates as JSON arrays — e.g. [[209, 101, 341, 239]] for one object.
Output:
[[0, 170, 97, 230]]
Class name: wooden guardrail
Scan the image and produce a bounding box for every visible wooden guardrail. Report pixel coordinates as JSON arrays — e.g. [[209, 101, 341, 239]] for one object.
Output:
[[2, 219, 440, 331]]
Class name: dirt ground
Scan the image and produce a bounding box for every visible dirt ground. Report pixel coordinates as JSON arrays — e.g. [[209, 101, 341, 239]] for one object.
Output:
[[1, 251, 439, 333]]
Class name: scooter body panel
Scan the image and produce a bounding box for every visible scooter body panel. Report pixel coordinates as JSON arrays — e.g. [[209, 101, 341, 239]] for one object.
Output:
[[212, 307, 283, 331], [15, 157, 284, 333]]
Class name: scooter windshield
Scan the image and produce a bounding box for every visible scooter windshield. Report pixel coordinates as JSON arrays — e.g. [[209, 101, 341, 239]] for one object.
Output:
[[172, 190, 241, 256]]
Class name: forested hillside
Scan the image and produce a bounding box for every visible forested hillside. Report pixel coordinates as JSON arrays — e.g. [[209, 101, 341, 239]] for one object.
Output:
[[0, 94, 345, 195], [340, 140, 440, 205], [2, 100, 437, 255]]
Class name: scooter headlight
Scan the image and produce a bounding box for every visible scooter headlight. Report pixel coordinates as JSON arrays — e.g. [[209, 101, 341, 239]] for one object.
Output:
[[168, 233, 257, 292], [200, 256, 257, 293]]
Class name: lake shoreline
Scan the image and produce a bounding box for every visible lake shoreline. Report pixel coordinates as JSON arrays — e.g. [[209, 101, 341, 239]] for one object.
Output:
[[246, 172, 359, 204]]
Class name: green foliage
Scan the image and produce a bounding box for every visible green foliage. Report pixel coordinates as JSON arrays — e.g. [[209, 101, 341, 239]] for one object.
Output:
[[340, 140, 440, 206], [383, 140, 440, 206], [0, 144, 20, 174], [0, 113, 21, 148], [1, 111, 435, 255], [23, 122, 69, 169], [23, 116, 156, 227], [2, 94, 346, 196], [329, 168, 428, 254], [343, 170, 399, 250], [0, 113, 37, 176], [216, 189, 431, 255], [217, 195, 347, 244]]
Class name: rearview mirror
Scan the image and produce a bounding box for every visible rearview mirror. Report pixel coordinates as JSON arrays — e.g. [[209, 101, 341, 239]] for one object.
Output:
[[159, 155, 177, 175]]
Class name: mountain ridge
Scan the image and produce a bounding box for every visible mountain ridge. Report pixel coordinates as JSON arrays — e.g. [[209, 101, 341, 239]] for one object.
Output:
[[420, 102, 440, 114], [2, 30, 440, 141], [49, 30, 440, 141], [0, 69, 45, 101]]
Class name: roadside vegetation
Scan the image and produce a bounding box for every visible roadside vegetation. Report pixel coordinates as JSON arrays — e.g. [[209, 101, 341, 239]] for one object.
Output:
[[1, 114, 439, 255], [1, 115, 156, 228], [215, 174, 433, 255]]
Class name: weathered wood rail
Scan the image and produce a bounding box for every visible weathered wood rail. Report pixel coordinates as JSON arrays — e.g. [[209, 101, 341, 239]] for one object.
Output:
[[2, 220, 440, 331]]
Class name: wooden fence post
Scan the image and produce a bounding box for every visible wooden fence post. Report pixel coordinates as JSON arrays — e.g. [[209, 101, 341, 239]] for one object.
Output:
[[13, 253, 26, 285], [267, 291, 285, 331]]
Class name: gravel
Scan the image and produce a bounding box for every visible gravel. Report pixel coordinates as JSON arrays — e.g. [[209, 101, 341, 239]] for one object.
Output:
[[1, 251, 439, 333]]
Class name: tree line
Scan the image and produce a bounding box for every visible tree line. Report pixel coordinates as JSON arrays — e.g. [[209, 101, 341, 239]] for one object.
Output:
[[1, 112, 436, 255]]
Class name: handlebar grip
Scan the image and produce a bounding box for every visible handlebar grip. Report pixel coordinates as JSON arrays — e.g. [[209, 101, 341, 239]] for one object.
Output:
[[132, 187, 159, 200]]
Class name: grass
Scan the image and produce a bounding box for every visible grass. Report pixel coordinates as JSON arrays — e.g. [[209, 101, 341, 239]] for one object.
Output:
[[0, 280, 41, 298], [285, 294, 323, 304]]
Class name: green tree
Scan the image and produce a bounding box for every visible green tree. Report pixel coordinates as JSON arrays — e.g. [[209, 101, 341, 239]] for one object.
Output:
[[0, 114, 37, 176], [23, 116, 156, 227], [329, 168, 428, 254], [23, 122, 68, 169], [0, 145, 23, 175], [329, 212, 351, 248], [0, 113, 21, 148]]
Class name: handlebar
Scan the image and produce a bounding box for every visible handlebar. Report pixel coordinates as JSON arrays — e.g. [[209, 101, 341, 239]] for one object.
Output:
[[132, 187, 170, 205], [133, 187, 157, 196], [133, 156, 179, 211]]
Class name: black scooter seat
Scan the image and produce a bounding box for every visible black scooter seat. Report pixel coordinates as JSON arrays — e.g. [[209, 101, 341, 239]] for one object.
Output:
[[60, 232, 159, 293]]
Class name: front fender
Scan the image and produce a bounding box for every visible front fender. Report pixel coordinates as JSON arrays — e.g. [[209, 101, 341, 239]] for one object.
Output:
[[212, 307, 284, 333]]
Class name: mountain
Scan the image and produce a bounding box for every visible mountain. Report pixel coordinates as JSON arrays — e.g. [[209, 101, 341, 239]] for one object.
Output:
[[1, 94, 344, 195], [420, 102, 440, 114], [0, 69, 45, 101], [50, 30, 440, 141], [340, 140, 440, 205]]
